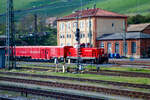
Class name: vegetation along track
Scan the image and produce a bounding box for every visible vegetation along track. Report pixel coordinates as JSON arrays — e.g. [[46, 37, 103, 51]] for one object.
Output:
[[87, 69, 150, 78], [109, 60, 150, 66], [0, 76, 150, 99], [0, 72, 150, 90], [0, 85, 102, 100], [19, 67, 150, 78]]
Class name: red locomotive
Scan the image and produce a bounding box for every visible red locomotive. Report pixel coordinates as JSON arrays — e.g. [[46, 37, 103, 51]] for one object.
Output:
[[15, 46, 108, 63]]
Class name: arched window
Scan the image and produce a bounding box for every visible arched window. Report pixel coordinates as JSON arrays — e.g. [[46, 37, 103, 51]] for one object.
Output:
[[124, 42, 128, 55], [107, 43, 112, 54], [115, 42, 119, 53], [100, 42, 104, 48], [131, 42, 136, 53]]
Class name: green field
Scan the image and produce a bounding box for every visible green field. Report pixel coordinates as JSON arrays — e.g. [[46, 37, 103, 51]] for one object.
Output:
[[84, 0, 150, 15], [0, 0, 150, 17]]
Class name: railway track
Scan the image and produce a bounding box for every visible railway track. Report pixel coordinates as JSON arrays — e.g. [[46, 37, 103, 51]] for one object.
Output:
[[0, 85, 102, 100], [0, 97, 13, 100], [19, 66, 150, 78], [109, 60, 150, 66], [0, 72, 150, 90], [0, 76, 150, 99]]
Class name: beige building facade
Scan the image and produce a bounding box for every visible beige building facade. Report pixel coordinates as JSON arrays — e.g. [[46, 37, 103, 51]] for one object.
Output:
[[57, 8, 127, 47]]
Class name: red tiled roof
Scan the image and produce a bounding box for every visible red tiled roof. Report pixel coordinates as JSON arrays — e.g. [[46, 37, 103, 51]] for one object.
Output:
[[58, 8, 127, 20]]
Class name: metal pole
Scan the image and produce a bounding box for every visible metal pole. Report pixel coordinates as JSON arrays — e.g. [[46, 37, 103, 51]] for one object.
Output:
[[6, 0, 16, 69], [123, 20, 126, 57], [89, 16, 92, 47], [34, 14, 38, 45], [6, 0, 10, 69], [76, 16, 80, 69]]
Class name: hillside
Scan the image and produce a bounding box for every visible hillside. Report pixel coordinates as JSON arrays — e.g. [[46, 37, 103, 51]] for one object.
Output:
[[85, 0, 150, 15], [0, 0, 99, 17], [0, 0, 150, 19]]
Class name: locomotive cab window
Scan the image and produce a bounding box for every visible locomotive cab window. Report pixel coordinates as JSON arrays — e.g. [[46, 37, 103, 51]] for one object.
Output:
[[69, 52, 71, 55]]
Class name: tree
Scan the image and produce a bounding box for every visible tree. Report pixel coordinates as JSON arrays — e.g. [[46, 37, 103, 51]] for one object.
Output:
[[127, 14, 150, 25], [0, 24, 6, 35]]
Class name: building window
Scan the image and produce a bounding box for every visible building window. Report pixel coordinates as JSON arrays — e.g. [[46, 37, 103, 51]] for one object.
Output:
[[82, 21, 84, 28], [124, 42, 128, 55], [88, 33, 92, 37], [67, 43, 70, 46], [63, 35, 65, 38], [68, 23, 71, 29], [67, 34, 71, 38], [61, 43, 64, 46], [73, 22, 77, 28], [60, 34, 64, 38], [80, 34, 82, 38], [115, 42, 119, 53], [100, 42, 104, 48], [131, 42, 136, 53], [60, 23, 64, 30], [80, 22, 82, 28], [107, 43, 112, 54], [112, 23, 114, 27], [67, 34, 69, 38], [83, 34, 85, 38], [70, 34, 71, 38]]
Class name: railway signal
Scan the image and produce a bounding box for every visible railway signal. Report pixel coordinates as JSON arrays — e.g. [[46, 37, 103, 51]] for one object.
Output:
[[75, 28, 80, 41]]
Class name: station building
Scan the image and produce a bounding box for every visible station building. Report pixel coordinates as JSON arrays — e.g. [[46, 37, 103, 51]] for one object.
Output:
[[97, 23, 150, 58], [57, 8, 150, 58], [57, 8, 127, 47]]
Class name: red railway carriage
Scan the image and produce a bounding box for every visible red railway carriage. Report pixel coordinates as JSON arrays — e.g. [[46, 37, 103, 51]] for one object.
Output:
[[15, 46, 72, 60]]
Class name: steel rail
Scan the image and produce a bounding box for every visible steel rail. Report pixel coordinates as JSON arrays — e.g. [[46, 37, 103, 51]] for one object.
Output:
[[0, 75, 150, 99], [0, 84, 103, 100]]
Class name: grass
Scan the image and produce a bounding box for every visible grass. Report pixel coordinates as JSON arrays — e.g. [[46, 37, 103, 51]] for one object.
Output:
[[100, 67, 150, 73], [1, 73, 150, 94], [1, 69, 150, 85], [17, 62, 150, 73]]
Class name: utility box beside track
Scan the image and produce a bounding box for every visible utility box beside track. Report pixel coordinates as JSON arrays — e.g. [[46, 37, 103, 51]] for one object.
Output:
[[0, 47, 5, 68]]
